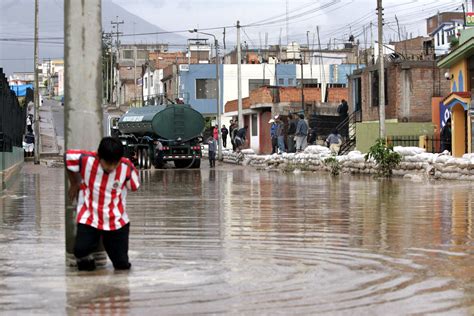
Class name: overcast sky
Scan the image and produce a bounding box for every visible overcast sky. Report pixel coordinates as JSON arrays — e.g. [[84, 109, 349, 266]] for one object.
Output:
[[112, 0, 466, 48], [0, 0, 466, 74]]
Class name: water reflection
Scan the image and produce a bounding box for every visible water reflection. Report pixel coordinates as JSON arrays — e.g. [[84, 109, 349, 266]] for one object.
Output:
[[0, 165, 473, 313]]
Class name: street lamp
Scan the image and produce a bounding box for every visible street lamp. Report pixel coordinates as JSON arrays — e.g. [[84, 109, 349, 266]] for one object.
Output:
[[189, 29, 222, 161]]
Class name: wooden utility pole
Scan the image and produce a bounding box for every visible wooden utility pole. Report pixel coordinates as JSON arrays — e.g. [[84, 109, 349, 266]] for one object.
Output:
[[33, 0, 40, 164], [65, 0, 106, 267], [237, 21, 243, 128], [377, 0, 386, 138]]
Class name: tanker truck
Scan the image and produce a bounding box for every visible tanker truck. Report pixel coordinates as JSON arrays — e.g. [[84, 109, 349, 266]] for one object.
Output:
[[117, 104, 205, 169]]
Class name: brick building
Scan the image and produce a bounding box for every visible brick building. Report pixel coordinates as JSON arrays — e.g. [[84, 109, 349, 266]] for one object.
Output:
[[349, 60, 450, 123]]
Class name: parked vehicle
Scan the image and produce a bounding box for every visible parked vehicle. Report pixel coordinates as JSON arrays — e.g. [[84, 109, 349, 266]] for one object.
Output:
[[117, 104, 205, 169]]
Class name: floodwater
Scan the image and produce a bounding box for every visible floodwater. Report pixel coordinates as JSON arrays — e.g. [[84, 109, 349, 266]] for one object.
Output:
[[1, 163, 474, 315]]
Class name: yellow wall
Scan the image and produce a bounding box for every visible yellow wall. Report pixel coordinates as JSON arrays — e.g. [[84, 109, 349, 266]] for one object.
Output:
[[452, 104, 466, 157], [451, 59, 468, 92]]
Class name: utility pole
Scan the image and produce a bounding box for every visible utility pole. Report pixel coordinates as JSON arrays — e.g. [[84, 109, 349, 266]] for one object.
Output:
[[110, 17, 124, 106], [377, 0, 386, 138], [307, 31, 313, 81], [300, 59, 304, 112], [237, 21, 243, 128], [133, 46, 137, 106], [33, 0, 40, 164], [317, 26, 324, 102], [65, 0, 106, 267]]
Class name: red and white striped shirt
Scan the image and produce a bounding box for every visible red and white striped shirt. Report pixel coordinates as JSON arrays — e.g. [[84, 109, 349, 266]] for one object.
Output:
[[65, 150, 140, 231]]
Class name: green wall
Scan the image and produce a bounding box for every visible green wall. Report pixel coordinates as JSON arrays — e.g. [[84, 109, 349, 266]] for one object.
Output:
[[356, 122, 435, 153], [0, 147, 24, 171]]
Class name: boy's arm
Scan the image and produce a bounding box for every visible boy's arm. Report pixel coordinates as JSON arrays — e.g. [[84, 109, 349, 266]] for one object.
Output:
[[67, 170, 81, 202], [64, 150, 83, 202]]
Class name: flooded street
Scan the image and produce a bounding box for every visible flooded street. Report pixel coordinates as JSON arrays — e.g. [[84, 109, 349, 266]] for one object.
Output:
[[1, 163, 474, 314]]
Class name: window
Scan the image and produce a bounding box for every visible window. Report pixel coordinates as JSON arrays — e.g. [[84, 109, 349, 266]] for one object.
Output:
[[288, 78, 295, 86], [196, 79, 217, 99], [296, 79, 318, 87], [437, 33, 440, 46], [144, 77, 148, 89], [150, 75, 153, 87], [278, 78, 285, 85], [249, 79, 270, 92], [441, 30, 445, 45], [137, 50, 148, 59], [122, 49, 133, 59], [251, 114, 258, 136]]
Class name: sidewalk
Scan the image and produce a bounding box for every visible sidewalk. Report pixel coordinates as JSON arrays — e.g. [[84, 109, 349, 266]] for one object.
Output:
[[38, 101, 59, 156]]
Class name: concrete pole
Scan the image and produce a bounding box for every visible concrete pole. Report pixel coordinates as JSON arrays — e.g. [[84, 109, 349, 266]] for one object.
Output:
[[237, 21, 243, 128], [134, 46, 137, 106], [215, 39, 223, 160], [64, 0, 106, 266], [377, 0, 386, 138], [33, 0, 40, 164]]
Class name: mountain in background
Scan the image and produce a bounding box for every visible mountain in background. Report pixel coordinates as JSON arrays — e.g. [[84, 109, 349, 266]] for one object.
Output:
[[0, 0, 187, 75]]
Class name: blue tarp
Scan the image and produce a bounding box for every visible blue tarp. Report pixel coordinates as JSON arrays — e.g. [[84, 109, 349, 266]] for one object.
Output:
[[10, 84, 33, 96]]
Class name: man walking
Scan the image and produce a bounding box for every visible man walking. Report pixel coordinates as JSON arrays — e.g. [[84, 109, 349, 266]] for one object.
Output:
[[65, 137, 140, 271], [295, 114, 308, 152], [275, 116, 286, 154], [221, 124, 229, 148], [287, 113, 297, 153]]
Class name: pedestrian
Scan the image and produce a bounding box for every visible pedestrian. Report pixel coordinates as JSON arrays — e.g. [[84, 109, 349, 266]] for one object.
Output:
[[337, 99, 349, 116], [213, 124, 219, 140], [154, 140, 165, 168], [275, 116, 286, 154], [269, 118, 278, 154], [207, 136, 217, 167], [230, 121, 238, 151], [287, 113, 297, 153], [326, 129, 342, 155], [26, 114, 33, 134], [440, 119, 452, 153], [65, 137, 140, 271], [221, 124, 229, 148], [234, 125, 248, 153], [295, 114, 309, 152]]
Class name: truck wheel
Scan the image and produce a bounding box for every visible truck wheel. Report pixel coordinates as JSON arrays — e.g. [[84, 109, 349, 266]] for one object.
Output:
[[146, 148, 153, 169], [137, 148, 143, 169], [191, 159, 201, 168], [142, 148, 149, 169]]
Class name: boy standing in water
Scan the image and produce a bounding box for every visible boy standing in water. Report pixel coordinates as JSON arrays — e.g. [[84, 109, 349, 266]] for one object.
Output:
[[65, 137, 140, 271]]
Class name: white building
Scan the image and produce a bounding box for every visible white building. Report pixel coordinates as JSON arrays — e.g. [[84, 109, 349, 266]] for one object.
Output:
[[431, 20, 464, 56], [142, 65, 164, 106]]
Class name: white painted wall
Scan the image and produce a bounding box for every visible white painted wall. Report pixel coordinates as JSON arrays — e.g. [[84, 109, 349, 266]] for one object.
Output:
[[222, 64, 277, 106], [143, 68, 164, 104]]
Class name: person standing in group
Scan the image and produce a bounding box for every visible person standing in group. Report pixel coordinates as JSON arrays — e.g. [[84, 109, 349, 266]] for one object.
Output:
[[337, 99, 349, 117], [230, 120, 238, 151], [221, 124, 229, 148], [234, 126, 248, 153], [440, 119, 452, 153], [295, 114, 309, 152], [286, 113, 297, 153], [325, 129, 342, 155], [213, 124, 219, 141], [65, 137, 140, 271], [275, 116, 286, 154], [207, 136, 217, 167], [269, 118, 278, 154]]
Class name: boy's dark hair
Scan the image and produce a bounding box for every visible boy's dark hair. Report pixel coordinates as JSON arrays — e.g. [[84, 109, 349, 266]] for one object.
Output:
[[299, 114, 304, 119], [98, 137, 124, 163]]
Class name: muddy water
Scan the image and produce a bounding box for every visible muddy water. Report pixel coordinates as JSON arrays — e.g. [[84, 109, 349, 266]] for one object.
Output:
[[1, 164, 474, 314]]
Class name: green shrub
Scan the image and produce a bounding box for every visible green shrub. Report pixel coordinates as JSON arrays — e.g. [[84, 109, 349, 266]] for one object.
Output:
[[365, 138, 402, 177], [324, 155, 341, 176]]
